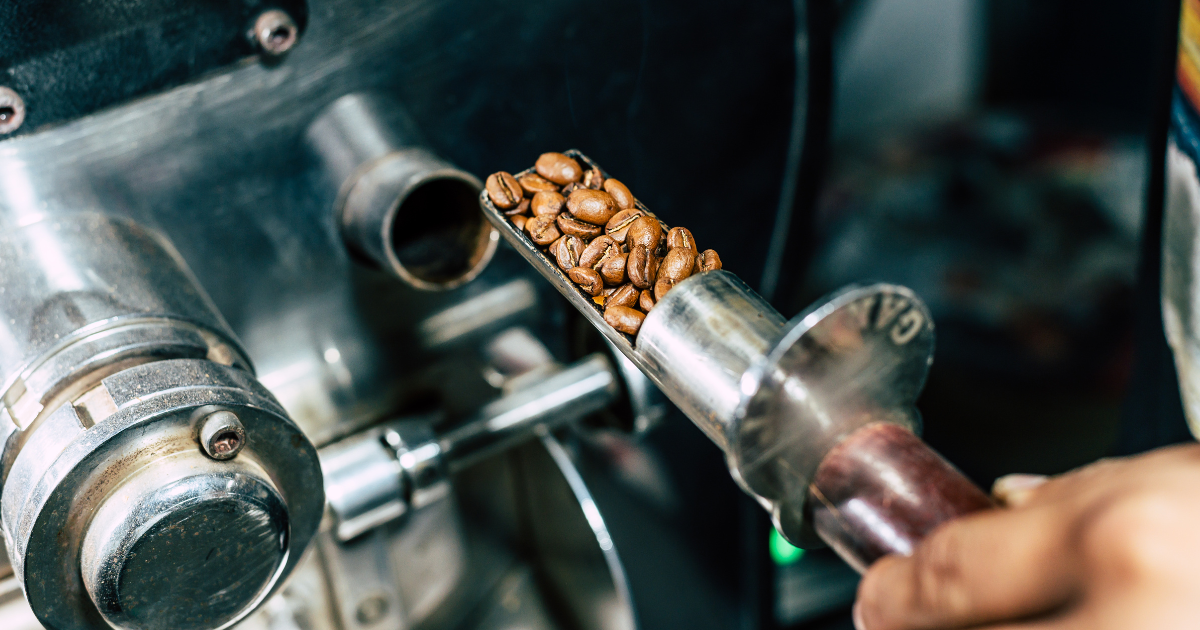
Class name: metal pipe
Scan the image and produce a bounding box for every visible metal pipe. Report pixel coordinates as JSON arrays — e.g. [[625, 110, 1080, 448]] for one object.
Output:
[[307, 93, 498, 290]]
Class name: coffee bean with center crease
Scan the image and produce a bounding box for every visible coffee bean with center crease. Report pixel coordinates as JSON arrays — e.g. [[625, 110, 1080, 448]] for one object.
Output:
[[605, 209, 645, 243], [486, 172, 522, 209], [568, 267, 604, 296], [603, 179, 636, 209], [582, 167, 605, 190], [536, 152, 583, 185], [552, 235, 586, 270], [604, 306, 646, 335], [526, 215, 560, 246], [608, 284, 639, 309], [667, 227, 697, 251], [699, 249, 722, 272], [567, 189, 618, 225], [557, 214, 603, 239], [519, 173, 559, 195], [639, 290, 655, 312], [654, 247, 696, 300], [599, 252, 627, 285], [579, 235, 620, 270], [627, 245, 658, 289], [531, 191, 564, 217], [626, 216, 663, 251]]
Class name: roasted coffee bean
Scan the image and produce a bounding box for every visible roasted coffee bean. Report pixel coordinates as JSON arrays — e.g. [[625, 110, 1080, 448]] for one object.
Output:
[[599, 253, 627, 285], [627, 245, 658, 289], [568, 267, 603, 296], [553, 235, 585, 270], [659, 247, 697, 283], [512, 215, 527, 230], [519, 172, 559, 195], [653, 248, 697, 300], [557, 213, 603, 239], [604, 305, 646, 335], [603, 179, 636, 209], [653, 278, 673, 301], [605, 209, 645, 243], [566, 189, 618, 225], [579, 235, 620, 270], [531, 191, 565, 217], [582, 167, 605, 190], [667, 227, 697, 252], [526, 215, 560, 246], [639, 290, 656, 312], [699, 249, 722, 272], [608, 284, 639, 309], [486, 172, 522, 209], [536, 152, 583, 185], [626, 216, 663, 250], [504, 197, 530, 217]]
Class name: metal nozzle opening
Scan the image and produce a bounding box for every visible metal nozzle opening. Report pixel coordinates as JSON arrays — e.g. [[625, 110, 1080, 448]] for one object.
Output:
[[383, 171, 498, 291]]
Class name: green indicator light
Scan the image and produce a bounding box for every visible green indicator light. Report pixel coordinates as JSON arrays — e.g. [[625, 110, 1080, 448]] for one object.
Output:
[[769, 528, 805, 565]]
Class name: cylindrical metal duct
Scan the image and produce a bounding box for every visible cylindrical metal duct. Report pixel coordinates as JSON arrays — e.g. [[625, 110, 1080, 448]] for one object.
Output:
[[307, 93, 498, 290]]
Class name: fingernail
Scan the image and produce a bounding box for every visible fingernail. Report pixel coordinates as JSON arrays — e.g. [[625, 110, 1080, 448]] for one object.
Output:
[[992, 474, 1048, 506], [852, 601, 867, 630]]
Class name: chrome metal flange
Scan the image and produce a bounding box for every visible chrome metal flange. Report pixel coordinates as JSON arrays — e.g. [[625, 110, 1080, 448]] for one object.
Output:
[[732, 284, 934, 546], [2, 359, 324, 630], [636, 272, 934, 548]]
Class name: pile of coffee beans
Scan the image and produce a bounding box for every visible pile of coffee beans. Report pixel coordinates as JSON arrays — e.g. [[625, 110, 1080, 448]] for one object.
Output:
[[487, 152, 722, 337]]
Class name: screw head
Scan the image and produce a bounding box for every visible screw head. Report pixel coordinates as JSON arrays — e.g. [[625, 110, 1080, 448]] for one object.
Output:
[[0, 87, 26, 135], [199, 411, 247, 460], [355, 594, 388, 625], [253, 10, 299, 55]]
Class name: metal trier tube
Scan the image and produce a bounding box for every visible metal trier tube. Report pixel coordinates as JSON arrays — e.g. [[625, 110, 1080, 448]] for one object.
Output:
[[635, 271, 989, 566]]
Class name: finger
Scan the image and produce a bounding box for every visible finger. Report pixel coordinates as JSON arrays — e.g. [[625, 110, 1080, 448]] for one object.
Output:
[[855, 505, 1080, 630], [992, 474, 1048, 508]]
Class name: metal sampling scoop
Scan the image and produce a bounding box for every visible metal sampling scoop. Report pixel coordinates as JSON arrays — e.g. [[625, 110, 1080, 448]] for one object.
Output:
[[479, 150, 990, 571]]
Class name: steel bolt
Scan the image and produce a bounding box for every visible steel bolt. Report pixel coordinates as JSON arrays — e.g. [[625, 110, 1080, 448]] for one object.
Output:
[[199, 411, 247, 460], [0, 87, 26, 135], [355, 594, 388, 626], [253, 10, 299, 56]]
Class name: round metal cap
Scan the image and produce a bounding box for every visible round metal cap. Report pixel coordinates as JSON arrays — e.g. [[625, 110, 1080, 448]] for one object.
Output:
[[732, 283, 935, 546], [81, 453, 289, 630]]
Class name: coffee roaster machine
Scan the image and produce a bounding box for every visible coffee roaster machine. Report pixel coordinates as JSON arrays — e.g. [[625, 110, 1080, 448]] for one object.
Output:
[[0, 1, 865, 629]]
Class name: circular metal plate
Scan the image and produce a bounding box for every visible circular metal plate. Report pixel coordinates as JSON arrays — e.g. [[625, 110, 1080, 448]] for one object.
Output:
[[731, 284, 935, 546]]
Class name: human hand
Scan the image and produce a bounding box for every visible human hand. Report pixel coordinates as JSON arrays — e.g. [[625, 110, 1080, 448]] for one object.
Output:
[[853, 443, 1200, 629]]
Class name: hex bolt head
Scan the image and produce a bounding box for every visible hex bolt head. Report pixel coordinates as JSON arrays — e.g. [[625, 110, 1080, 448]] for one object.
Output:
[[0, 87, 26, 135], [253, 10, 299, 56], [199, 411, 247, 460]]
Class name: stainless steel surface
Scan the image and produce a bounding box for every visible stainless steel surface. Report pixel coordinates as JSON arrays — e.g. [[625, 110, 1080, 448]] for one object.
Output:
[[440, 353, 620, 471], [0, 214, 248, 431], [0, 87, 23, 136], [3, 359, 324, 630], [308, 93, 498, 291], [480, 151, 934, 546], [0, 210, 323, 629], [322, 427, 409, 542], [80, 452, 289, 630], [322, 352, 619, 542]]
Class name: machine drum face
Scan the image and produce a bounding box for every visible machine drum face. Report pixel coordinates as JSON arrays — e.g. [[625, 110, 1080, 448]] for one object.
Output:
[[81, 463, 290, 630]]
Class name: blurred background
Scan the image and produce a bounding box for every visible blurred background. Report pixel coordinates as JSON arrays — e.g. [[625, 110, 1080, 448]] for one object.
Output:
[[592, 0, 1191, 628], [763, 0, 1188, 627]]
